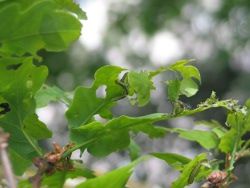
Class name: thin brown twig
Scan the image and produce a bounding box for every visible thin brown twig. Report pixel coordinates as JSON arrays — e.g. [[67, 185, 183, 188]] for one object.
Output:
[[0, 128, 16, 188]]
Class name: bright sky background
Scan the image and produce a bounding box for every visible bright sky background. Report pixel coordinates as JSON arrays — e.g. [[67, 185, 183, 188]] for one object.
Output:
[[79, 0, 183, 65]]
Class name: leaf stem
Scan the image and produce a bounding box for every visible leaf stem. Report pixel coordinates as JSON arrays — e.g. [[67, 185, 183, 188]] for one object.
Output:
[[229, 116, 240, 171], [22, 130, 43, 156], [63, 99, 236, 158], [62, 138, 97, 158]]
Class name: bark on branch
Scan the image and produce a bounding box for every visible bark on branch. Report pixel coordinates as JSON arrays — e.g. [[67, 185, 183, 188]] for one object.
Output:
[[0, 128, 16, 188]]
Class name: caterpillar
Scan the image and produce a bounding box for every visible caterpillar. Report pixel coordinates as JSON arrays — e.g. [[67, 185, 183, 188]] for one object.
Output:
[[188, 159, 207, 184]]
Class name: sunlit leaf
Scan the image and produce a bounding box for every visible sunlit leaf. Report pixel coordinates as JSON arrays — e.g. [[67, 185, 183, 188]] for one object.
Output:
[[35, 85, 71, 107], [54, 0, 87, 19], [179, 78, 199, 97], [0, 0, 83, 56]]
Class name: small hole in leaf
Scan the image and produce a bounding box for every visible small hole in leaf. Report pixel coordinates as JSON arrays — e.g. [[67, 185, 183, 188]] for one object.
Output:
[[118, 71, 128, 81], [0, 103, 11, 115], [96, 85, 107, 99], [94, 114, 107, 123], [6, 63, 22, 70]]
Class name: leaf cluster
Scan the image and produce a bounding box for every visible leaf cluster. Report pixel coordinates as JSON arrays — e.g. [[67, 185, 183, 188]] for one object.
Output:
[[0, 1, 249, 188]]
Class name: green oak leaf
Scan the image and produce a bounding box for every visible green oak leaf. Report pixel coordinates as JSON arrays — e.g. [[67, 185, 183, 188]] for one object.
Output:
[[244, 112, 250, 132], [195, 120, 227, 138], [23, 114, 52, 139], [68, 93, 244, 158], [71, 120, 130, 157], [66, 66, 126, 128], [9, 150, 31, 176], [19, 167, 95, 188], [35, 85, 71, 107], [174, 128, 219, 150], [167, 79, 181, 101], [171, 153, 207, 188], [54, 0, 87, 19], [245, 99, 250, 109], [0, 0, 83, 56], [219, 129, 238, 153], [0, 0, 85, 18], [166, 60, 201, 101], [42, 169, 94, 188], [88, 129, 130, 157], [0, 56, 33, 65], [212, 127, 226, 138], [127, 71, 155, 106], [0, 61, 50, 175], [131, 123, 166, 138], [70, 113, 167, 157], [151, 152, 191, 170], [128, 139, 141, 161], [219, 112, 245, 153], [179, 78, 199, 97], [76, 158, 145, 188], [169, 60, 201, 83]]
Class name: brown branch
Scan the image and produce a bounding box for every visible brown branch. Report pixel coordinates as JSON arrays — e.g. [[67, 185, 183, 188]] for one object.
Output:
[[30, 143, 74, 187], [0, 128, 16, 188]]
